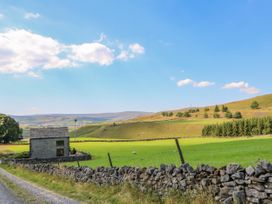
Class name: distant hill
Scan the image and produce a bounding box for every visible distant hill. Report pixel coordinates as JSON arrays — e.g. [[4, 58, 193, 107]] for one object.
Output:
[[13, 111, 152, 128], [73, 94, 272, 139], [133, 94, 272, 122]]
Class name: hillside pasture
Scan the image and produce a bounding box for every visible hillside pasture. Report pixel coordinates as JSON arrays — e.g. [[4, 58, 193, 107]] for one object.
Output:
[[71, 119, 229, 139]]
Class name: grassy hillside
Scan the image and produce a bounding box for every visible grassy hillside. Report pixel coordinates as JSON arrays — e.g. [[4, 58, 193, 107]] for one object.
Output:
[[73, 94, 272, 139], [135, 94, 272, 122], [72, 119, 229, 139]]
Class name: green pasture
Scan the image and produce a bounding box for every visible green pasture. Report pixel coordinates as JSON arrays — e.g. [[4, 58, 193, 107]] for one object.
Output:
[[68, 136, 272, 168], [1, 136, 272, 168]]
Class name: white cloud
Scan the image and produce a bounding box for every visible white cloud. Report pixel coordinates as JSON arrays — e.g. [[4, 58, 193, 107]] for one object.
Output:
[[223, 81, 260, 94], [69, 43, 114, 65], [177, 78, 214, 88], [0, 13, 4, 20], [24, 12, 40, 19], [193, 81, 215, 87], [0, 28, 145, 77], [116, 43, 145, 61], [129, 43, 145, 54], [177, 79, 194, 87]]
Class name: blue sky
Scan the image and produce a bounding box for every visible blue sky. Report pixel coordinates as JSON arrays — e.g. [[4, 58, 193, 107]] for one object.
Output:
[[0, 0, 271, 115]]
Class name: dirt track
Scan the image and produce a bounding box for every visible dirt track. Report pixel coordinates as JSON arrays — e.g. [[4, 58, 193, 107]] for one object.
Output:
[[0, 167, 79, 204]]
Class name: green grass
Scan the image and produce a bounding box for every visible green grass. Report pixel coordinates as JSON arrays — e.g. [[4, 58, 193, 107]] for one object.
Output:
[[67, 136, 272, 168], [1, 136, 272, 168], [71, 119, 228, 139], [0, 164, 214, 204]]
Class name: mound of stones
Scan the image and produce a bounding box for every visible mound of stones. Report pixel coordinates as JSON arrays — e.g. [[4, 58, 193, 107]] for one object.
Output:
[[14, 161, 272, 204]]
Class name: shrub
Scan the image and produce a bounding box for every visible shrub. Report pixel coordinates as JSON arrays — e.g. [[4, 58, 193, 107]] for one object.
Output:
[[204, 113, 209, 118], [204, 107, 210, 112], [176, 112, 184, 117], [251, 101, 260, 109], [222, 105, 228, 112], [183, 112, 191, 117], [233, 112, 242, 119], [161, 112, 173, 117], [225, 111, 233, 119], [70, 148, 77, 154]]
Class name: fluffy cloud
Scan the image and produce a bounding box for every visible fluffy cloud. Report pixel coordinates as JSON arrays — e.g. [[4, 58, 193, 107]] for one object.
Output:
[[223, 81, 260, 94], [177, 79, 214, 88], [0, 28, 145, 76], [69, 43, 114, 65], [24, 12, 40, 19], [129, 43, 145, 54], [177, 79, 194, 87]]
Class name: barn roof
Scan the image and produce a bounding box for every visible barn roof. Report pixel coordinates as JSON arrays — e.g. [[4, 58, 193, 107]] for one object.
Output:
[[29, 127, 69, 139]]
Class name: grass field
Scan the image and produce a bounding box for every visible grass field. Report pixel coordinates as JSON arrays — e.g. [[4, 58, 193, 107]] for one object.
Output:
[[1, 136, 272, 168]]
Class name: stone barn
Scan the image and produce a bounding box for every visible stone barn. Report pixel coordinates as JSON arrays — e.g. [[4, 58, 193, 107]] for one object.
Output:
[[30, 127, 70, 159]]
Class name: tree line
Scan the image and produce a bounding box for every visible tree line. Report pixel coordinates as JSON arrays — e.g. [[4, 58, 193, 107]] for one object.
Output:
[[202, 116, 272, 137]]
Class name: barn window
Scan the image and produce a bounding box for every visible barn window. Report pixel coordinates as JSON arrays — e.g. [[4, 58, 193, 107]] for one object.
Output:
[[56, 148, 64, 157], [56, 140, 64, 146]]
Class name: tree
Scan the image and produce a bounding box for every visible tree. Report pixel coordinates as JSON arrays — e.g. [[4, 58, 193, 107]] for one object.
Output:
[[233, 112, 242, 119], [225, 111, 233, 119], [251, 101, 260, 109], [161, 112, 167, 117], [214, 105, 220, 112], [222, 105, 228, 112], [168, 112, 173, 117], [0, 114, 22, 143], [204, 107, 210, 112], [204, 113, 209, 118]]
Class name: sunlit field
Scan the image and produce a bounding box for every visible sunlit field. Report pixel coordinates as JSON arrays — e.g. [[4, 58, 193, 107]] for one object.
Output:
[[2, 136, 271, 168]]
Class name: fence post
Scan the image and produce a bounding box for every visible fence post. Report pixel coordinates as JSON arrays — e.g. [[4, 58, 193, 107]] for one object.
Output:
[[175, 138, 185, 165], [107, 153, 113, 167]]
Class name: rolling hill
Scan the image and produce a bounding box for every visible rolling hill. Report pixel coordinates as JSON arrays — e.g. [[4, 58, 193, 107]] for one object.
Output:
[[72, 94, 272, 139], [13, 111, 152, 128]]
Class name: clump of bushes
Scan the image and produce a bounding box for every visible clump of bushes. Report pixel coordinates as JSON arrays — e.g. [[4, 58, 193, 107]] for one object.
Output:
[[161, 112, 173, 117], [202, 116, 272, 137], [176, 111, 191, 118], [70, 147, 77, 155]]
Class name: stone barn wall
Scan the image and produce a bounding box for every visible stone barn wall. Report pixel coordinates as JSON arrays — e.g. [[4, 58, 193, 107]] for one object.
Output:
[[30, 127, 70, 159]]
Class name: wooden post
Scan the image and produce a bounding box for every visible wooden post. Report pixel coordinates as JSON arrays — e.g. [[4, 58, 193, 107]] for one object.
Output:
[[107, 153, 113, 167], [175, 138, 185, 165], [77, 160, 80, 167]]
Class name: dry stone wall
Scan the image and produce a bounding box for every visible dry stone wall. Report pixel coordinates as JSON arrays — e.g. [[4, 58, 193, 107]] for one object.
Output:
[[13, 161, 272, 204]]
